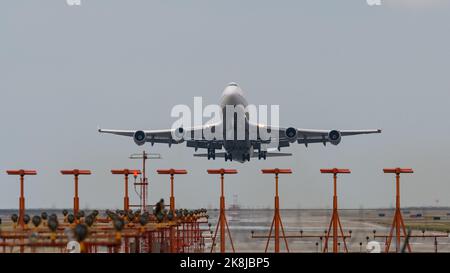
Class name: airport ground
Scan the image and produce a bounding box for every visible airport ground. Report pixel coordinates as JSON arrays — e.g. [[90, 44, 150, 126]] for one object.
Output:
[[2, 208, 449, 253], [206, 208, 450, 252]]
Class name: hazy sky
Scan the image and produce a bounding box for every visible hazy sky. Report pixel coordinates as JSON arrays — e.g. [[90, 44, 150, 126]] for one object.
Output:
[[1, 0, 450, 210]]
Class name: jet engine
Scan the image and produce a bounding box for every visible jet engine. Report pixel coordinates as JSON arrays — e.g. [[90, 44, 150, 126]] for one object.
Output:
[[173, 127, 185, 141], [328, 130, 341, 145], [133, 130, 146, 146], [285, 127, 298, 143]]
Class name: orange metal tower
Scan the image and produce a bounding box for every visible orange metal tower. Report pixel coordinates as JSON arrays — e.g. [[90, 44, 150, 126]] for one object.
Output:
[[6, 170, 37, 228], [321, 168, 351, 253], [157, 169, 188, 253], [261, 168, 292, 253], [207, 168, 237, 253], [111, 169, 141, 211], [157, 169, 188, 211], [383, 168, 413, 253], [60, 169, 92, 217]]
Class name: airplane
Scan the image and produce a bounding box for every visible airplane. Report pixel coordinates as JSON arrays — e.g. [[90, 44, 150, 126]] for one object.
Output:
[[99, 82, 381, 163]]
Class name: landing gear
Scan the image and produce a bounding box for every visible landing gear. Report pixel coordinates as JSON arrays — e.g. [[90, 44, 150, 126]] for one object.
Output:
[[225, 153, 233, 162], [242, 153, 251, 162], [258, 151, 267, 160], [207, 149, 216, 160]]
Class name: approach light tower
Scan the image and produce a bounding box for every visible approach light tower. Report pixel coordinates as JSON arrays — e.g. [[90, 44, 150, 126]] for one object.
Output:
[[261, 168, 292, 253], [208, 168, 238, 253], [320, 168, 351, 253], [6, 170, 37, 228], [383, 168, 413, 253], [111, 169, 142, 211], [60, 169, 92, 218], [157, 169, 188, 211]]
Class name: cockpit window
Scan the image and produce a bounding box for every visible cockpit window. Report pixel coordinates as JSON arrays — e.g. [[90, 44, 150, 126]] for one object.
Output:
[[228, 82, 238, 87]]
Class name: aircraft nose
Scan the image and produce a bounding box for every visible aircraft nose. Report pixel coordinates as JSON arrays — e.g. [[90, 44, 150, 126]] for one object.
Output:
[[221, 93, 239, 106], [221, 83, 246, 106], [222, 82, 241, 96]]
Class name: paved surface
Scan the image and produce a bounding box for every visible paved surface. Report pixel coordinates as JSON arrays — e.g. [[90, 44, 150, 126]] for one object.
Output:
[[1, 208, 450, 253], [206, 209, 450, 252]]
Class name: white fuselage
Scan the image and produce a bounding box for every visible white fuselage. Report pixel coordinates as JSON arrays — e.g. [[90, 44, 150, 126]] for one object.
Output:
[[218, 83, 254, 162]]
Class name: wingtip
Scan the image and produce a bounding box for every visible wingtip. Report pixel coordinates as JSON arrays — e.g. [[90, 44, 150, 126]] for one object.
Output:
[[377, 129, 382, 133]]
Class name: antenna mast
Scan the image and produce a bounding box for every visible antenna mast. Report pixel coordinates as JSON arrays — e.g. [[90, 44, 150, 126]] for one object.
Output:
[[129, 151, 161, 212]]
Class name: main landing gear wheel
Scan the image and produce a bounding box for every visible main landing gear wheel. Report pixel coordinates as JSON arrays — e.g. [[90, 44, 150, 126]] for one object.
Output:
[[225, 153, 233, 162], [207, 149, 216, 160], [242, 154, 251, 162], [258, 151, 267, 160]]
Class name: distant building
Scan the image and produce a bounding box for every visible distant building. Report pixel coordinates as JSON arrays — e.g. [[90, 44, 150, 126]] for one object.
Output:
[[229, 194, 240, 211]]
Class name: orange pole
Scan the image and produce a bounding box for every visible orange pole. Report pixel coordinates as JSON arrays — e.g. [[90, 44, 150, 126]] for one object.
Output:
[[7, 170, 37, 229], [156, 169, 187, 211], [395, 173, 401, 252], [111, 170, 141, 211], [156, 169, 187, 253], [320, 168, 350, 253], [262, 169, 291, 253], [61, 169, 91, 219], [274, 173, 280, 253], [74, 174, 79, 217], [208, 169, 237, 253], [333, 173, 338, 253], [19, 175, 25, 229], [220, 173, 226, 253], [170, 174, 176, 253], [170, 174, 175, 211], [383, 168, 413, 253], [124, 174, 129, 211]]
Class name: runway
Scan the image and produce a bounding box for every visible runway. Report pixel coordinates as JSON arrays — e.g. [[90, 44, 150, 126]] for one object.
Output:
[[206, 209, 450, 252], [1, 208, 449, 253]]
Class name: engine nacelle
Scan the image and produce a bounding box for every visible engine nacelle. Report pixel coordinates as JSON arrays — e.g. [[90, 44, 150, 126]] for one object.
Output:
[[133, 130, 146, 146], [172, 127, 185, 141], [328, 130, 341, 145], [285, 127, 298, 143]]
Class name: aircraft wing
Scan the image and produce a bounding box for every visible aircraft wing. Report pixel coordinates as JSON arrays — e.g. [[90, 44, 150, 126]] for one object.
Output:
[[294, 128, 380, 146], [295, 128, 381, 145], [254, 124, 381, 147], [295, 129, 382, 137], [98, 123, 221, 147], [98, 128, 180, 144]]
